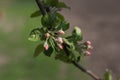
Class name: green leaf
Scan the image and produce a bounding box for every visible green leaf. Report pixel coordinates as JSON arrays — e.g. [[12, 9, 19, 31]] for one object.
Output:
[[62, 22, 70, 31], [55, 52, 72, 63], [58, 21, 70, 31], [63, 38, 75, 50], [56, 2, 70, 9], [34, 44, 44, 57], [104, 69, 112, 80], [48, 38, 56, 50], [28, 34, 39, 42], [30, 10, 42, 18], [43, 46, 53, 57], [41, 14, 50, 27], [72, 26, 82, 41], [56, 13, 64, 21], [42, 0, 58, 7], [41, 13, 58, 27], [70, 49, 81, 61]]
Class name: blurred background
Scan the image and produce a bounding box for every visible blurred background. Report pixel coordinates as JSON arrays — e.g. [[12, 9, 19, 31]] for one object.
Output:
[[0, 0, 120, 80]]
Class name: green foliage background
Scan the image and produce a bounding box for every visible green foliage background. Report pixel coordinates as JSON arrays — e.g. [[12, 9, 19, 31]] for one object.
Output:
[[0, 0, 91, 80]]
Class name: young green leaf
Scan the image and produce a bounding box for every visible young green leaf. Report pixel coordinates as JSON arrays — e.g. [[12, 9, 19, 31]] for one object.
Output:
[[56, 2, 70, 9], [43, 46, 54, 57], [63, 38, 75, 50], [41, 13, 59, 27], [104, 69, 112, 80], [30, 10, 42, 18], [48, 38, 56, 51], [55, 52, 72, 63], [28, 34, 39, 42], [41, 14, 49, 27], [72, 26, 83, 41], [56, 13, 64, 21], [42, 0, 58, 7], [34, 44, 44, 57], [57, 21, 70, 31]]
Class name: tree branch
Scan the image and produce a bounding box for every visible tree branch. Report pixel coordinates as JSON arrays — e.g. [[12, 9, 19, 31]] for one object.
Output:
[[35, 1, 102, 80], [72, 61, 102, 80], [35, 0, 46, 16]]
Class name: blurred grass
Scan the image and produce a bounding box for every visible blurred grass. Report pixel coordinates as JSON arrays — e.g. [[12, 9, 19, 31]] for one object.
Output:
[[0, 0, 91, 80]]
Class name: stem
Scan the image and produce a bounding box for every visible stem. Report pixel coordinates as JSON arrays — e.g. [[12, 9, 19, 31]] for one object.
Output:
[[35, 0, 46, 16], [72, 61, 102, 80], [35, 0, 52, 29]]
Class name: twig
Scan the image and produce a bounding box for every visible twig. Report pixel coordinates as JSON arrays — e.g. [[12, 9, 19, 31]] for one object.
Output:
[[72, 61, 102, 80], [35, 0, 46, 16]]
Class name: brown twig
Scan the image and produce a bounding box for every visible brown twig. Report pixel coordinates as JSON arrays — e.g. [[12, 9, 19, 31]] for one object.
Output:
[[35, 0, 46, 16], [72, 61, 102, 80]]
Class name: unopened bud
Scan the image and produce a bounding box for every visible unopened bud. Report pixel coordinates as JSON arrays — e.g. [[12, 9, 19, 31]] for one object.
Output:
[[85, 41, 91, 45], [58, 44, 63, 49], [85, 51, 91, 56], [56, 37, 63, 44], [45, 33, 50, 38], [44, 42, 49, 50], [87, 45, 93, 50], [58, 30, 65, 35]]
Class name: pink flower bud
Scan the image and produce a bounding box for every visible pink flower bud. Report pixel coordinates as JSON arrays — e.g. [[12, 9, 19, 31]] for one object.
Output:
[[45, 33, 50, 38], [85, 51, 91, 56], [44, 43, 49, 50], [87, 45, 93, 50], [56, 37, 63, 44], [58, 44, 63, 49], [58, 30, 65, 35], [85, 41, 91, 45]]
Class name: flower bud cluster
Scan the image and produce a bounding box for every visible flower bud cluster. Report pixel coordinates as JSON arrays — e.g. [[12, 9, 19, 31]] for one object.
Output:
[[55, 29, 65, 49], [56, 37, 63, 44], [44, 31, 65, 50], [44, 33, 50, 50], [56, 37, 64, 49], [84, 41, 93, 56]]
